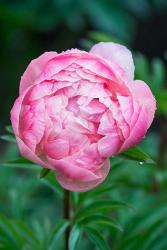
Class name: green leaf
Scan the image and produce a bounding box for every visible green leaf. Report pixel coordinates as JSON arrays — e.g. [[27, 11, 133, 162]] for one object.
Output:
[[156, 90, 167, 117], [0, 135, 16, 143], [119, 146, 156, 164], [12, 221, 39, 247], [75, 200, 130, 222], [39, 168, 50, 178], [85, 226, 110, 250], [49, 220, 69, 250], [5, 125, 13, 134], [0, 214, 24, 248], [40, 172, 63, 198], [79, 215, 123, 232], [69, 224, 81, 250], [1, 158, 39, 170]]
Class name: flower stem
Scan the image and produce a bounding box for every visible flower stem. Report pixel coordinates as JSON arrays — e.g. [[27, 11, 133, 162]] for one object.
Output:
[[64, 189, 70, 250]]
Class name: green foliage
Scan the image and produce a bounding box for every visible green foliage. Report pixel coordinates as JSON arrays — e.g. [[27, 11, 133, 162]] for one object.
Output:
[[40, 168, 51, 178], [85, 226, 110, 250], [49, 220, 69, 250], [120, 146, 156, 164], [69, 224, 81, 250], [1, 124, 163, 249], [0, 131, 167, 249]]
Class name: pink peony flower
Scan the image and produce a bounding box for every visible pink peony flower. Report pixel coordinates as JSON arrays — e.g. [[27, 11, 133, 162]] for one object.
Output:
[[11, 42, 156, 192]]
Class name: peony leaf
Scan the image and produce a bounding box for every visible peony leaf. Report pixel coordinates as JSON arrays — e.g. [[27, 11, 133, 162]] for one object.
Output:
[[49, 220, 69, 250], [39, 168, 50, 178], [0, 135, 16, 143], [75, 200, 130, 222], [119, 146, 156, 164], [1, 158, 39, 170], [0, 214, 25, 248], [85, 226, 110, 250], [69, 224, 81, 250], [5, 125, 14, 134], [40, 172, 63, 198], [78, 214, 123, 232]]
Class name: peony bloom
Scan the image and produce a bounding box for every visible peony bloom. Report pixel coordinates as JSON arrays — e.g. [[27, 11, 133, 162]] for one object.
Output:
[[11, 42, 156, 192]]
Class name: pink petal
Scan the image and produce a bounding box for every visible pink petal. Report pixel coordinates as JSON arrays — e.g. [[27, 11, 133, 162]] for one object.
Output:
[[16, 137, 49, 168], [47, 157, 100, 182], [56, 129, 89, 154], [45, 95, 68, 116], [20, 52, 57, 94], [20, 99, 46, 152], [79, 99, 106, 123], [98, 110, 118, 135], [98, 135, 122, 157], [120, 106, 148, 151], [11, 96, 24, 136], [129, 80, 156, 128], [66, 97, 79, 115], [44, 139, 69, 159], [117, 95, 133, 124], [11, 85, 34, 135], [90, 42, 134, 81], [56, 159, 110, 192], [35, 53, 80, 84], [76, 56, 129, 95], [28, 81, 58, 101], [76, 143, 103, 170]]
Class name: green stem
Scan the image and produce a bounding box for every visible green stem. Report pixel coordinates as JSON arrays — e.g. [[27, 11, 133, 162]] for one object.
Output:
[[64, 189, 70, 250]]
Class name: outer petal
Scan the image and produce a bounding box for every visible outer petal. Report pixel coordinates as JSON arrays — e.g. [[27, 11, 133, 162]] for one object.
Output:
[[47, 157, 100, 182], [16, 137, 49, 168], [56, 159, 110, 192], [10, 85, 33, 136], [98, 135, 122, 157], [119, 80, 156, 152], [90, 42, 134, 81], [20, 52, 57, 94], [129, 80, 156, 128], [10, 96, 24, 136], [120, 106, 148, 152]]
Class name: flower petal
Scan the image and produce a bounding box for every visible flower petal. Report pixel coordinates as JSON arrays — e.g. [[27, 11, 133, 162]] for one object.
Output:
[[129, 80, 156, 128], [20, 52, 57, 94], [56, 159, 110, 192], [47, 157, 100, 182], [16, 137, 49, 168], [98, 134, 122, 157], [90, 42, 134, 81], [120, 106, 148, 151], [44, 139, 69, 159]]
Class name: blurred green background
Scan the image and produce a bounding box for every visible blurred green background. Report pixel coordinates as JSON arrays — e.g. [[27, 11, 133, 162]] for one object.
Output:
[[0, 0, 167, 249]]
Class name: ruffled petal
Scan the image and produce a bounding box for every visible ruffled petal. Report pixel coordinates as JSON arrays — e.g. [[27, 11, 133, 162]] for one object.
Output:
[[44, 139, 69, 159], [120, 106, 148, 151], [20, 52, 57, 94], [90, 42, 134, 81], [16, 137, 49, 168], [128, 80, 156, 128], [47, 157, 101, 182], [10, 96, 24, 136], [98, 134, 122, 157], [20, 99, 46, 152], [56, 159, 110, 192]]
